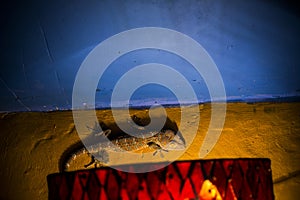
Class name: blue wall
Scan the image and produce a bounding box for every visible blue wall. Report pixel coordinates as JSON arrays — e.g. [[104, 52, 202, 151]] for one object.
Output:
[[1, 0, 300, 111]]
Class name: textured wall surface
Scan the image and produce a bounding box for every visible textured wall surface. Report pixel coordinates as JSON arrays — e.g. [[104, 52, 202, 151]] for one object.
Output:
[[0, 103, 299, 199], [1, 0, 300, 111], [1, 2, 299, 199]]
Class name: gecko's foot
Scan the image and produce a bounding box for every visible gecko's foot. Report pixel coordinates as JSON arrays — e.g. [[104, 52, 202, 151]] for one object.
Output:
[[127, 115, 146, 131], [84, 157, 106, 169], [153, 149, 168, 158], [86, 121, 112, 137], [84, 150, 109, 169], [148, 142, 168, 158], [95, 149, 109, 163], [84, 156, 96, 168], [94, 129, 111, 137]]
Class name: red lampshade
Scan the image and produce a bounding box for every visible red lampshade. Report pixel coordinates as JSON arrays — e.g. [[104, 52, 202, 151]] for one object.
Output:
[[48, 159, 274, 200]]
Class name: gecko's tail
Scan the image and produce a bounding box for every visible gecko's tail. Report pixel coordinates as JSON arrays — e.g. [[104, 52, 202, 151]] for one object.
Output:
[[58, 141, 86, 172]]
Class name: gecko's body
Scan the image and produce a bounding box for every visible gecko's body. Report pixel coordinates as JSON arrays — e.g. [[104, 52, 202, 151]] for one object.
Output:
[[61, 129, 185, 171]]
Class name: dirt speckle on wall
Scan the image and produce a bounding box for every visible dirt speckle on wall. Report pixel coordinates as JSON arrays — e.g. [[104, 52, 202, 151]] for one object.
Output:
[[0, 102, 299, 199]]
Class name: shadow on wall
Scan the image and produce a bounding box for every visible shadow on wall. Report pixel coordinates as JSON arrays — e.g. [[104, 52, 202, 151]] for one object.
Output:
[[58, 115, 183, 172]]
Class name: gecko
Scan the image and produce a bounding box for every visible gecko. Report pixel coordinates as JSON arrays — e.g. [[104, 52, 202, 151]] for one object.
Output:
[[59, 128, 186, 172]]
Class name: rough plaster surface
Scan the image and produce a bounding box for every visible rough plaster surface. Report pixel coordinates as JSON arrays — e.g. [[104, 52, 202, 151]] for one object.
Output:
[[1, 1, 300, 111], [0, 102, 299, 199]]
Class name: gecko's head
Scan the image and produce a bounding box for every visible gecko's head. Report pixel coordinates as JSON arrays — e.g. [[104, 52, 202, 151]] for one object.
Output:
[[161, 130, 186, 151]]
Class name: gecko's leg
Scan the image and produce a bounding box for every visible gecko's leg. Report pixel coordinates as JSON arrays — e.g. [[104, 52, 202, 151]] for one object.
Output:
[[86, 121, 112, 137], [96, 149, 109, 163], [156, 150, 168, 158], [95, 129, 111, 137], [84, 149, 109, 168], [84, 155, 96, 168], [86, 121, 102, 134], [127, 115, 145, 131], [147, 142, 168, 158]]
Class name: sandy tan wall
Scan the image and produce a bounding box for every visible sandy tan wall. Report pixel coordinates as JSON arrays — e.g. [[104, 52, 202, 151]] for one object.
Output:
[[0, 102, 299, 199]]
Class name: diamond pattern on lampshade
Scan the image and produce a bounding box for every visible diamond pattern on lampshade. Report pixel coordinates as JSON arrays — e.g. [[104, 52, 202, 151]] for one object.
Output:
[[48, 159, 274, 200]]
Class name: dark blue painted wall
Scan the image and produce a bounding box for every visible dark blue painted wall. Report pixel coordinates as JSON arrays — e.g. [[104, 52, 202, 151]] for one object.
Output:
[[1, 0, 300, 111]]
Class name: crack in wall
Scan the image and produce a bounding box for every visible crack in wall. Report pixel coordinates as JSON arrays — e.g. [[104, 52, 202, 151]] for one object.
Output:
[[0, 76, 31, 111], [38, 22, 54, 63], [273, 169, 300, 184], [38, 21, 70, 107], [55, 70, 70, 106], [21, 48, 34, 101]]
